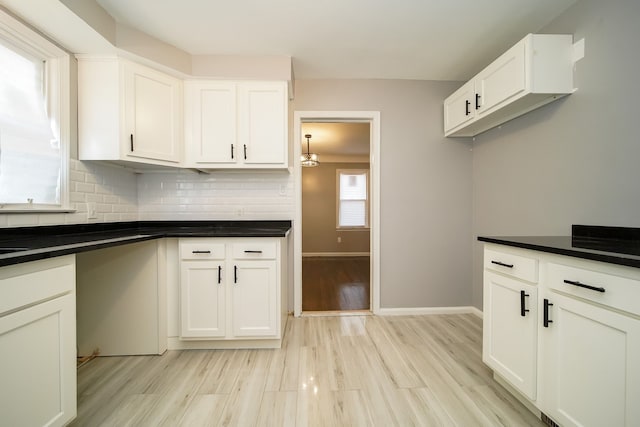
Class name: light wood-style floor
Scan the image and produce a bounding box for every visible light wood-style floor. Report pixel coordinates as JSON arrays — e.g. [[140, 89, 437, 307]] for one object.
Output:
[[71, 314, 543, 426], [302, 257, 370, 311]]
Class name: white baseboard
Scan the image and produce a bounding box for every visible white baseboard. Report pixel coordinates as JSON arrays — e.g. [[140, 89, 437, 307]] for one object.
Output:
[[377, 306, 482, 316], [470, 306, 483, 319], [302, 252, 370, 257]]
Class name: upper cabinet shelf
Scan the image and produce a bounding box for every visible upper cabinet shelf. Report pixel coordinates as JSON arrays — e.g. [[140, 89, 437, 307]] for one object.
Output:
[[444, 34, 574, 137]]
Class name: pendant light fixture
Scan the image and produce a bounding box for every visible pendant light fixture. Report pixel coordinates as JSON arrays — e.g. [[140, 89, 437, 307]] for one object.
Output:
[[301, 133, 319, 167]]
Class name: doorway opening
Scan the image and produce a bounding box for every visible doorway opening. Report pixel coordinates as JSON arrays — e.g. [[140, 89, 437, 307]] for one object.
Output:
[[301, 122, 371, 311], [293, 111, 381, 317]]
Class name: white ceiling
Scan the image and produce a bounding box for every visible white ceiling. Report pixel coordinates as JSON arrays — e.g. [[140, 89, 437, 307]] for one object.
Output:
[[95, 0, 576, 81]]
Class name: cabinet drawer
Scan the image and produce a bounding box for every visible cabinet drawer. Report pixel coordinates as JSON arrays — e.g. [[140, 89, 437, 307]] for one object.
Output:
[[484, 248, 538, 283], [547, 262, 640, 316], [180, 241, 226, 260], [0, 256, 75, 317], [232, 242, 277, 260]]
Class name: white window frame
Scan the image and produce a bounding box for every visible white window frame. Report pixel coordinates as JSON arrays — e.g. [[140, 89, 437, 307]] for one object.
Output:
[[336, 169, 369, 230], [0, 8, 71, 212]]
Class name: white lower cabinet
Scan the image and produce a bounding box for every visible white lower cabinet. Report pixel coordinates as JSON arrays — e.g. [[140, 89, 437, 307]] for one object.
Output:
[[483, 271, 537, 400], [483, 244, 640, 426], [181, 260, 226, 338], [539, 290, 640, 427], [178, 238, 285, 346], [231, 260, 277, 337], [0, 255, 76, 427]]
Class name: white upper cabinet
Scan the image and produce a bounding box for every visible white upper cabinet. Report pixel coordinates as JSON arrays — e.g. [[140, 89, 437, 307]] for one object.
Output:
[[77, 56, 183, 167], [443, 80, 476, 132], [185, 80, 288, 169], [444, 34, 574, 137]]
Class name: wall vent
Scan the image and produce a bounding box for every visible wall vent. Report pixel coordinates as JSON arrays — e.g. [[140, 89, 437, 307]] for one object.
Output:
[[541, 412, 559, 427]]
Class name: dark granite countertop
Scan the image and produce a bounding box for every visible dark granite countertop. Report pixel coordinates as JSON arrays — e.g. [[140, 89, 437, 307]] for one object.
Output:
[[0, 220, 291, 267], [478, 225, 640, 269]]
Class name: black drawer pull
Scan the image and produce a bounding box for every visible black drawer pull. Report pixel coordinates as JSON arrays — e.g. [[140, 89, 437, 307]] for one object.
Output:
[[130, 134, 134, 152], [231, 144, 234, 159], [491, 260, 514, 268], [234, 265, 238, 283], [543, 299, 553, 328], [244, 250, 263, 254], [243, 144, 247, 160], [475, 93, 481, 110], [563, 279, 605, 293], [217, 265, 222, 284], [465, 100, 471, 116], [520, 290, 530, 317], [192, 250, 211, 254]]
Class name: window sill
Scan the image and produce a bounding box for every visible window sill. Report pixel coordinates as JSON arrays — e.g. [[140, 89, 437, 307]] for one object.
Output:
[[0, 207, 76, 214]]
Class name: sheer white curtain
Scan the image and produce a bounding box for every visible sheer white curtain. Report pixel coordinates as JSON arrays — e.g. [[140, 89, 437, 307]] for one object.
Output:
[[0, 42, 60, 205]]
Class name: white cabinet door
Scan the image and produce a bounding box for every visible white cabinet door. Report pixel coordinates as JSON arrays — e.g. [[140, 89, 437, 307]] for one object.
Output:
[[540, 291, 640, 427], [237, 82, 288, 166], [483, 271, 538, 399], [475, 38, 526, 115], [185, 81, 237, 165], [180, 261, 226, 338], [77, 56, 182, 167], [0, 293, 76, 427], [444, 79, 476, 133], [231, 260, 278, 337], [124, 61, 182, 163]]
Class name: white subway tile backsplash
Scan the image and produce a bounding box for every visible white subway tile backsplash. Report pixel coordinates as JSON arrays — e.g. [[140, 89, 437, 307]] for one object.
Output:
[[138, 170, 294, 221], [1, 160, 294, 228]]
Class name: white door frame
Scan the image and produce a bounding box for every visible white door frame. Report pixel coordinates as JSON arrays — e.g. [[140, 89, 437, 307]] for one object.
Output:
[[293, 111, 381, 316]]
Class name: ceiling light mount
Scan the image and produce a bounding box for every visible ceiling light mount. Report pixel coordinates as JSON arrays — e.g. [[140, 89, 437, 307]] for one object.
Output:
[[301, 133, 319, 167]]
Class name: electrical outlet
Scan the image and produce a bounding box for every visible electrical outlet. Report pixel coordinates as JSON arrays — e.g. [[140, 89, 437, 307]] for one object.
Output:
[[87, 202, 97, 219], [337, 236, 342, 243], [279, 184, 287, 196]]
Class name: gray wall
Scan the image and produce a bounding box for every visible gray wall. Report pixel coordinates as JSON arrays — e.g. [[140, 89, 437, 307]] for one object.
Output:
[[294, 80, 473, 308], [471, 0, 640, 308], [302, 162, 370, 254]]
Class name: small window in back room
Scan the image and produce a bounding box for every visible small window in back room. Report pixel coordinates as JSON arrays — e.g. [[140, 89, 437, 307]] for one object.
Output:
[[337, 169, 369, 228], [0, 9, 69, 211]]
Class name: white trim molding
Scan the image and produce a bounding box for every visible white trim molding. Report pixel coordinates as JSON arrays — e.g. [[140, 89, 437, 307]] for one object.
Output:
[[377, 306, 483, 316], [294, 111, 381, 317]]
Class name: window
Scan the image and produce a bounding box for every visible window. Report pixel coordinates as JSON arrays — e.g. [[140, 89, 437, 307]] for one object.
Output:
[[337, 169, 369, 228], [0, 9, 70, 211]]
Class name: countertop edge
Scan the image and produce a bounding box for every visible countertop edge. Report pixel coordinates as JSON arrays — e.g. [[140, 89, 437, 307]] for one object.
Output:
[[0, 221, 292, 267], [478, 236, 640, 269]]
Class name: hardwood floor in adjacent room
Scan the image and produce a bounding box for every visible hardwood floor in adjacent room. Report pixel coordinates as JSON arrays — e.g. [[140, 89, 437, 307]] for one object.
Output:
[[302, 256, 370, 311], [71, 314, 543, 426]]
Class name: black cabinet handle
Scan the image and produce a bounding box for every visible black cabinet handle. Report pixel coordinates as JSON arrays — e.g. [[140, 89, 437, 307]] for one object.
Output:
[[130, 134, 134, 152], [465, 100, 471, 116], [520, 290, 530, 317], [563, 279, 605, 293], [243, 144, 247, 160], [231, 144, 234, 159], [475, 93, 481, 109], [491, 260, 514, 268], [543, 299, 553, 327], [217, 265, 222, 284], [244, 250, 263, 254], [234, 265, 238, 283], [192, 250, 211, 254]]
